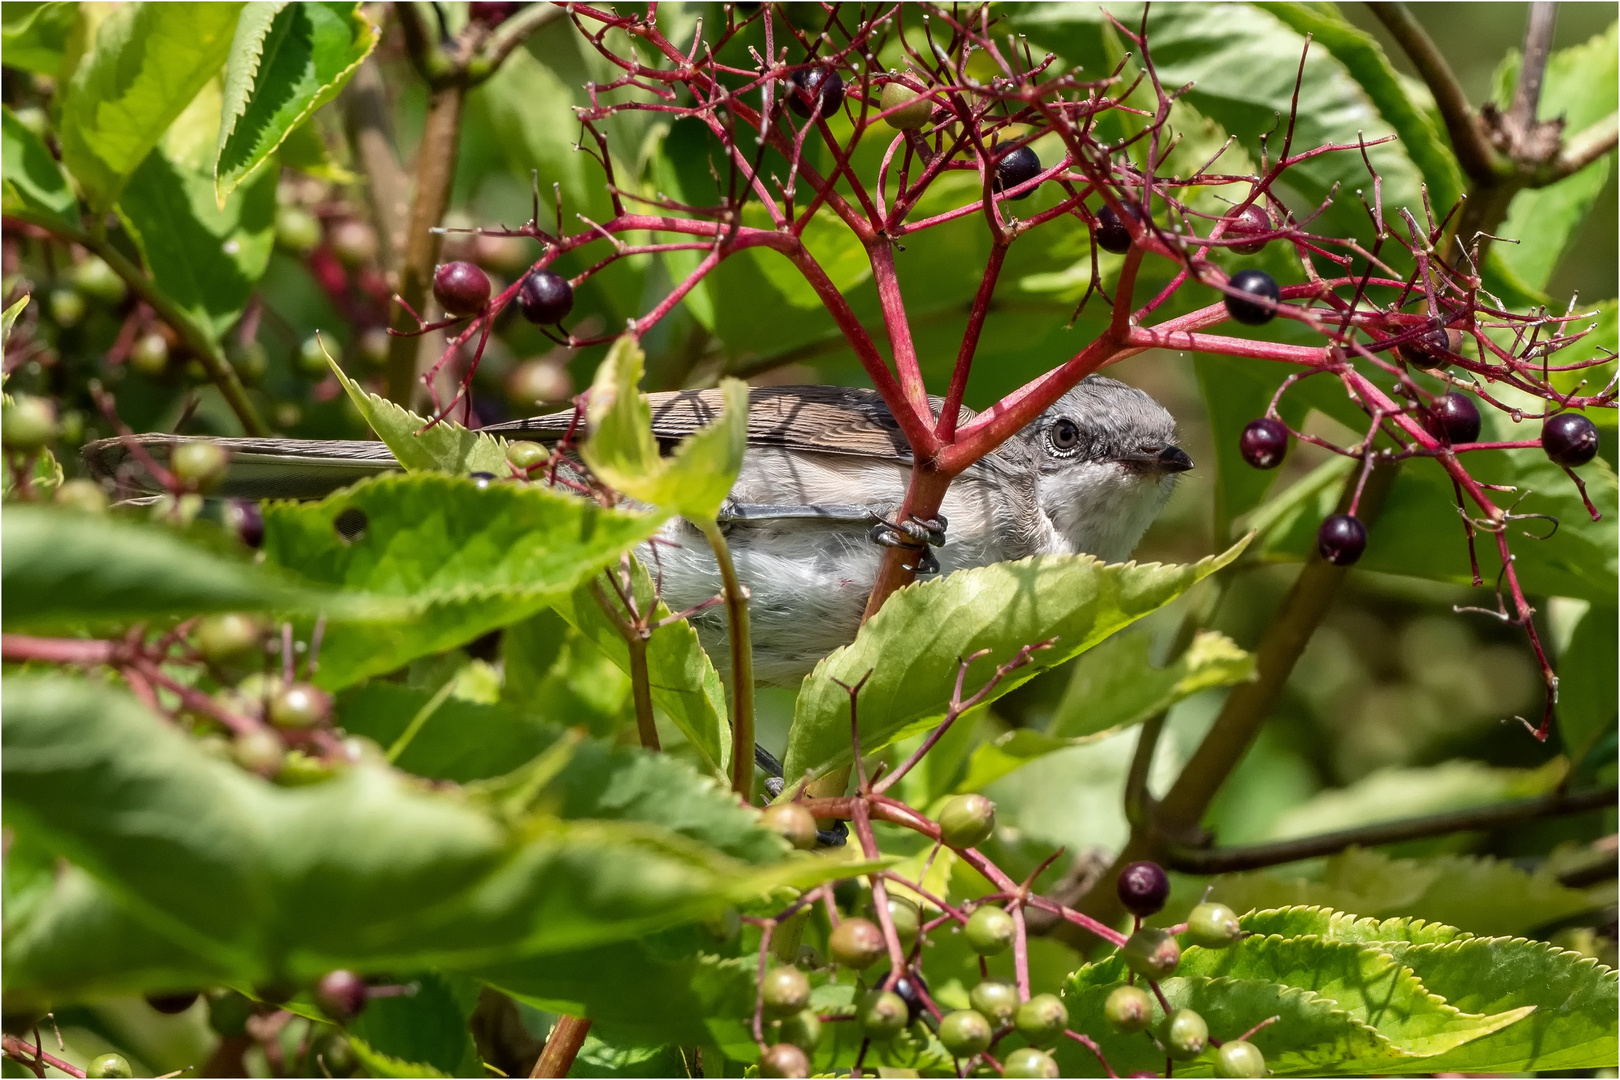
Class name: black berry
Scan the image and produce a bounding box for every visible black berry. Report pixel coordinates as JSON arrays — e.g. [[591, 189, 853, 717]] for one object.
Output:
[[470, 471, 497, 489], [226, 499, 265, 548], [1542, 411, 1599, 467], [518, 270, 574, 325], [315, 970, 368, 1021], [1427, 392, 1481, 445], [993, 145, 1041, 201], [1224, 269, 1280, 325], [1397, 325, 1458, 369], [1116, 860, 1169, 916], [1317, 513, 1367, 566], [872, 969, 928, 1022], [147, 991, 200, 1014], [1240, 417, 1289, 470], [1094, 204, 1134, 254], [789, 66, 845, 119], [433, 260, 490, 317], [1225, 202, 1270, 255]]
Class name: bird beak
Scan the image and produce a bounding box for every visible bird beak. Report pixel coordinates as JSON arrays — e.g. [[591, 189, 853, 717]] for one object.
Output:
[[1114, 446, 1195, 473]]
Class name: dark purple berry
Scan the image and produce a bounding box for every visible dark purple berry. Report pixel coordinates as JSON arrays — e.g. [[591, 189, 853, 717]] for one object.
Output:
[[1094, 204, 1134, 254], [146, 991, 200, 1014], [1397, 325, 1458, 369], [789, 66, 845, 119], [1427, 392, 1481, 445], [1240, 417, 1289, 470], [518, 270, 574, 325], [1317, 513, 1367, 566], [993, 145, 1041, 201], [226, 500, 265, 548], [1542, 411, 1599, 467], [470, 471, 497, 489], [432, 260, 490, 317], [1225, 202, 1270, 255], [315, 970, 368, 1021], [467, 1, 522, 26], [873, 970, 929, 1022], [1224, 269, 1280, 325], [1116, 860, 1169, 917]]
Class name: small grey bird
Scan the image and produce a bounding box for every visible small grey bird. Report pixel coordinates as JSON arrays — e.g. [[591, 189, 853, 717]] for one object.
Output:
[[85, 376, 1190, 684]]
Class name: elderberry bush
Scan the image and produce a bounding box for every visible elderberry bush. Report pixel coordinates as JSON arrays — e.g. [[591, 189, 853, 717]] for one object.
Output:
[[1, 3, 1615, 1078]]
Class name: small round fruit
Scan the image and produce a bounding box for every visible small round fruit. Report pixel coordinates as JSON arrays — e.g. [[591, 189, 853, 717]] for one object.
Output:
[[1224, 269, 1281, 325], [1225, 202, 1271, 255], [507, 358, 572, 404], [1428, 392, 1481, 445], [829, 917, 885, 969], [880, 78, 932, 129], [129, 331, 171, 375], [86, 1053, 132, 1079], [207, 990, 254, 1036], [467, 1, 523, 27], [195, 613, 264, 664], [761, 965, 811, 1017], [775, 1009, 821, 1053], [73, 256, 128, 304], [56, 478, 108, 514], [1122, 926, 1182, 980], [878, 896, 920, 952], [1003, 1047, 1059, 1079], [2, 395, 57, 451], [270, 683, 332, 729], [1542, 411, 1599, 468], [1104, 984, 1154, 1033], [1015, 993, 1068, 1045], [1240, 417, 1289, 470], [433, 260, 491, 317], [969, 977, 1019, 1027], [233, 728, 285, 775], [506, 440, 548, 471], [171, 441, 230, 493], [762, 802, 819, 850], [48, 287, 86, 327], [938, 792, 996, 849], [885, 970, 928, 1021], [226, 499, 265, 548], [147, 991, 200, 1014], [789, 66, 845, 119], [859, 990, 909, 1040], [1186, 902, 1242, 948], [993, 145, 1041, 201], [1397, 325, 1457, 369], [1161, 1007, 1209, 1060], [517, 270, 574, 325], [228, 339, 269, 382], [964, 905, 1015, 955], [315, 970, 368, 1021], [329, 220, 378, 267], [297, 334, 332, 377], [759, 1042, 810, 1079], [275, 205, 322, 254], [1094, 203, 1134, 254], [1317, 513, 1367, 567], [937, 1009, 992, 1057], [1216, 1039, 1267, 1078], [1116, 860, 1170, 916]]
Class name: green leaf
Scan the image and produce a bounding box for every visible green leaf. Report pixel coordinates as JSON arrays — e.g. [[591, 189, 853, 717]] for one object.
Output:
[[2, 295, 29, 349], [1, 505, 329, 630], [58, 2, 246, 212], [581, 335, 748, 522], [347, 1040, 453, 1078], [1, 2, 80, 77], [262, 473, 666, 689], [348, 972, 480, 1078], [337, 682, 560, 783], [1558, 603, 1619, 760], [550, 556, 731, 779], [331, 357, 510, 476], [214, 1, 378, 202], [501, 610, 631, 739], [739, 201, 872, 310], [115, 146, 277, 342], [784, 538, 1249, 785], [2, 106, 78, 225]]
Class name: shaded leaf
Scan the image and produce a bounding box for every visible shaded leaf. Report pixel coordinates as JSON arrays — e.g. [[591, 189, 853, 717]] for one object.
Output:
[[500, 610, 631, 740], [1, 2, 80, 77], [2, 106, 77, 225], [348, 972, 480, 1077], [1558, 602, 1619, 761]]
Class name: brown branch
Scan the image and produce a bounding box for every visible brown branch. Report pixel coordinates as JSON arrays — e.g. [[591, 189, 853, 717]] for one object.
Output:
[[530, 1015, 592, 1078], [1367, 3, 1500, 182], [1507, 2, 1558, 130], [1547, 112, 1619, 182]]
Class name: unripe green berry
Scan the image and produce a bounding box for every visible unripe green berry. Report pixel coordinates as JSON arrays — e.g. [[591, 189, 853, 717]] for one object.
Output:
[[3, 395, 57, 451], [1216, 1039, 1267, 1078], [1014, 992, 1067, 1045], [968, 977, 1018, 1027], [55, 478, 108, 514], [876, 895, 920, 952], [275, 205, 322, 254], [72, 256, 127, 304], [194, 613, 264, 664], [170, 441, 230, 493], [130, 331, 170, 375], [859, 990, 908, 1040], [964, 905, 1015, 955], [1002, 1047, 1059, 1078], [1103, 983, 1153, 1033], [229, 339, 269, 383], [1161, 1007, 1209, 1060], [880, 78, 932, 130], [774, 1009, 821, 1053], [86, 1053, 132, 1079], [759, 1042, 809, 1079], [298, 335, 333, 377], [48, 287, 86, 327], [505, 440, 548, 471], [761, 802, 819, 850], [269, 683, 331, 729], [233, 728, 285, 775], [1122, 926, 1181, 980], [828, 917, 885, 969], [937, 793, 996, 849], [761, 965, 811, 1017], [1186, 902, 1242, 949], [937, 1009, 992, 1057]]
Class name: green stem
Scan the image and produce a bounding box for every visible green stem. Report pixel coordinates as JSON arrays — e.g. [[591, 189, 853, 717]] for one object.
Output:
[[591, 577, 660, 751], [697, 518, 755, 802]]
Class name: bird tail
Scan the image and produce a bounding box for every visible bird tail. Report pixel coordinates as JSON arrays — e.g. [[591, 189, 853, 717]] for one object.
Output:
[[83, 434, 401, 501]]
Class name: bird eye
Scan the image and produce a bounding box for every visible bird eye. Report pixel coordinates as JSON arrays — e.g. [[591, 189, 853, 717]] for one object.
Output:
[[1050, 417, 1081, 451]]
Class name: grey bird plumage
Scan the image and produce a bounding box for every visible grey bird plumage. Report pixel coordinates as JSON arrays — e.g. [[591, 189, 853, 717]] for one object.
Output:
[[84, 376, 1190, 684]]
